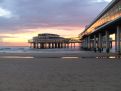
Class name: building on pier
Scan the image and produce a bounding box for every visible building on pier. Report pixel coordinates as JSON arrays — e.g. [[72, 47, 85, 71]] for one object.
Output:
[[79, 0, 121, 54], [28, 33, 80, 49]]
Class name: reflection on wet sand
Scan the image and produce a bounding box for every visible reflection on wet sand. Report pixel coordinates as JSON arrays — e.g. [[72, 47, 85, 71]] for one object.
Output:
[[0, 56, 34, 59], [82, 56, 121, 59]]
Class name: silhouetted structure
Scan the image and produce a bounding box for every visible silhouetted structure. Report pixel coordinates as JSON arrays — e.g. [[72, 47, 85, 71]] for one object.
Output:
[[28, 33, 80, 49]]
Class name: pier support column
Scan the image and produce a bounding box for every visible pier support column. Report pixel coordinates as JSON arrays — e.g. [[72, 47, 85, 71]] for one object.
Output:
[[71, 43, 72, 48], [60, 43, 63, 48], [85, 37, 88, 49], [94, 35, 96, 52], [55, 43, 57, 48], [106, 31, 110, 53], [81, 40, 84, 48], [110, 41, 112, 48], [81, 40, 83, 48], [52, 43, 54, 48], [117, 26, 121, 54], [115, 32, 117, 52], [33, 43, 36, 48], [45, 43, 47, 49], [41, 43, 44, 49], [85, 38, 87, 49], [74, 43, 75, 48], [58, 43, 61, 48], [88, 36, 91, 49], [99, 33, 102, 53], [36, 43, 39, 49], [48, 43, 51, 48]]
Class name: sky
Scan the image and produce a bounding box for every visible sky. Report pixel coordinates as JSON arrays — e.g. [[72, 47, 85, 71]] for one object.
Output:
[[0, 0, 112, 46]]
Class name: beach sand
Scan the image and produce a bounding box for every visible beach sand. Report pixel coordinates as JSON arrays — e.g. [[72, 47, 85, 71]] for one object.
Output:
[[0, 51, 120, 91]]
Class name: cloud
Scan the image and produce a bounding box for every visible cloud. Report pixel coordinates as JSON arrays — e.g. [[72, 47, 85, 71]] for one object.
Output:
[[0, 0, 110, 33], [92, 0, 112, 3], [104, 0, 112, 2], [0, 7, 12, 18]]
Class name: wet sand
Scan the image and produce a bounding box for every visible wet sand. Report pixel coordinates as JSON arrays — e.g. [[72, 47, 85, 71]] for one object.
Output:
[[0, 51, 120, 91]]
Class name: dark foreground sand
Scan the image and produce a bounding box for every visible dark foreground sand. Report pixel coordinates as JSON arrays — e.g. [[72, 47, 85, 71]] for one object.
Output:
[[0, 51, 120, 91]]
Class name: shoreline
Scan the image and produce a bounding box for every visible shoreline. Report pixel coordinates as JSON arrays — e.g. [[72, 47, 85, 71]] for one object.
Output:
[[0, 51, 119, 59]]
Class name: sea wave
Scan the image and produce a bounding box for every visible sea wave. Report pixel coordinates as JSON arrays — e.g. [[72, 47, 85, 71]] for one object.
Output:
[[0, 46, 81, 53]]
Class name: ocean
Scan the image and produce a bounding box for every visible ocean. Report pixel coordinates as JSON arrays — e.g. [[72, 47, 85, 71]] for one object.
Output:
[[0, 46, 81, 53], [0, 45, 116, 53]]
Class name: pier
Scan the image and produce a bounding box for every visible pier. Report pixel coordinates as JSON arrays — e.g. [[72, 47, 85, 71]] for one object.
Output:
[[79, 0, 121, 54], [28, 33, 80, 49]]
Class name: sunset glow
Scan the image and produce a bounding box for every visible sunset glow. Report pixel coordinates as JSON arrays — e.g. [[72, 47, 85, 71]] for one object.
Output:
[[0, 0, 111, 46], [0, 27, 82, 46]]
